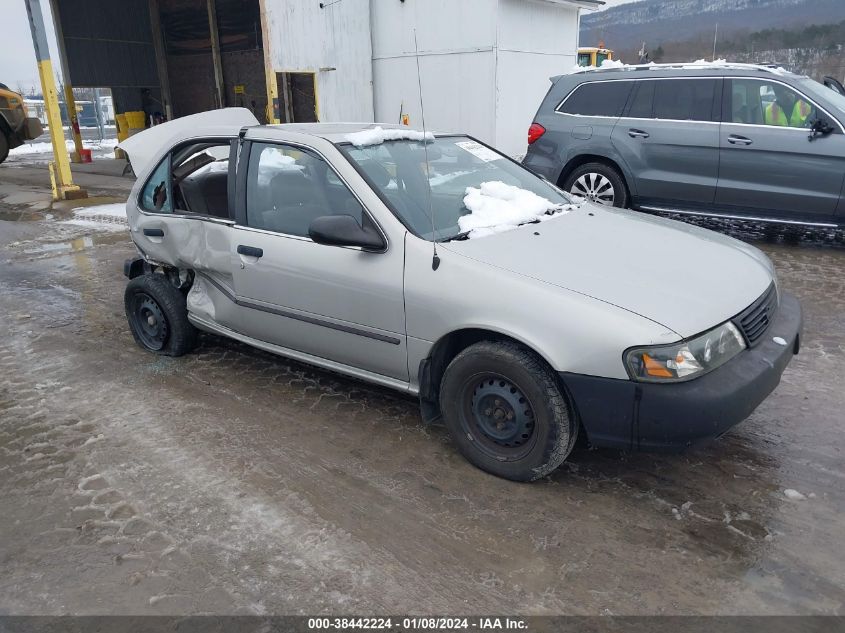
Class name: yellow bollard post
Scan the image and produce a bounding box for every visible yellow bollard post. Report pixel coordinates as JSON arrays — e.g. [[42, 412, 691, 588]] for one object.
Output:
[[24, 0, 86, 200]]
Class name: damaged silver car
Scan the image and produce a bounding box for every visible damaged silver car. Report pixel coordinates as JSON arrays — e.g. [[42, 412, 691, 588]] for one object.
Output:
[[120, 109, 802, 482]]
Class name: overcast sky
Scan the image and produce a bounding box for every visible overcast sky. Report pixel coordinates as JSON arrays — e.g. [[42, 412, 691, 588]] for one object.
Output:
[[0, 0, 61, 94], [1, 0, 635, 94]]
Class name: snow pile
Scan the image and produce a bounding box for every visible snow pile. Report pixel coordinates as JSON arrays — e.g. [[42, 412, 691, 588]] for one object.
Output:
[[256, 149, 304, 185], [346, 126, 434, 148], [191, 160, 230, 177], [60, 202, 128, 232], [459, 181, 577, 238], [600, 59, 626, 69], [783, 488, 808, 501], [9, 137, 119, 157], [690, 58, 728, 66]]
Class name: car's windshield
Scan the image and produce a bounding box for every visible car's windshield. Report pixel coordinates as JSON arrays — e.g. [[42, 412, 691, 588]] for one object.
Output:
[[339, 135, 573, 241], [795, 75, 845, 117]]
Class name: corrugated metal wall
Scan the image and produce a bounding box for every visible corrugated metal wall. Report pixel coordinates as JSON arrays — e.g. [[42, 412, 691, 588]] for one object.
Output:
[[56, 0, 159, 88]]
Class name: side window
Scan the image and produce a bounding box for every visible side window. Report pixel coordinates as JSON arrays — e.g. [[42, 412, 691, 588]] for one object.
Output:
[[141, 156, 173, 213], [558, 81, 633, 117], [627, 80, 655, 118], [728, 79, 818, 128], [246, 142, 363, 237], [653, 79, 717, 121]]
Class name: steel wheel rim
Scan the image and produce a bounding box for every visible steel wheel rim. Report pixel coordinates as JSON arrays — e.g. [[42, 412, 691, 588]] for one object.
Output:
[[459, 373, 537, 461], [571, 172, 615, 206], [130, 293, 168, 351]]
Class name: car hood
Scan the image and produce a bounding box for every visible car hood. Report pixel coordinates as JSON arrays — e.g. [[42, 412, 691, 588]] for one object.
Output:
[[442, 204, 773, 338]]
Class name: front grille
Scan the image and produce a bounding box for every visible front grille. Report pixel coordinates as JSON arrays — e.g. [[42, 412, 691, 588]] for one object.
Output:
[[734, 283, 778, 347]]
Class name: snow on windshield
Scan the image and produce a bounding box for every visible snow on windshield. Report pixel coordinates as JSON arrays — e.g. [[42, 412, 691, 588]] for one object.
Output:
[[459, 181, 578, 239], [346, 126, 435, 148]]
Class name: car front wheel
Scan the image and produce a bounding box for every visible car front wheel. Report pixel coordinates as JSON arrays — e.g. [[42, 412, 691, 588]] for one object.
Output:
[[439, 340, 577, 482], [563, 162, 628, 208]]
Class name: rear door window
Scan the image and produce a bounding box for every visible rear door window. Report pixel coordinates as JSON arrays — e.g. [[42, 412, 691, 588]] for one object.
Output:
[[627, 80, 655, 118], [141, 157, 173, 213], [652, 79, 718, 121], [557, 81, 633, 117]]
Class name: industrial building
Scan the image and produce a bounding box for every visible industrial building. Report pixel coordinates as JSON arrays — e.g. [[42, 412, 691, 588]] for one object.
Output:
[[52, 0, 601, 156]]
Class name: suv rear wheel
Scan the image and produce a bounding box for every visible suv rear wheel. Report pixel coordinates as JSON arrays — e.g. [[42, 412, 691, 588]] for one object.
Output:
[[563, 162, 628, 208], [439, 340, 577, 482]]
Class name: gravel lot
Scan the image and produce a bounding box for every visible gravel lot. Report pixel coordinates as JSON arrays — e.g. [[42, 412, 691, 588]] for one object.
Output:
[[1, 163, 844, 615]]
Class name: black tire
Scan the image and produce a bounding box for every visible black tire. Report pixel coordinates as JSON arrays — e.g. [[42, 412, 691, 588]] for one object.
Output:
[[439, 340, 577, 482], [0, 133, 9, 165], [562, 162, 629, 208], [124, 274, 197, 356]]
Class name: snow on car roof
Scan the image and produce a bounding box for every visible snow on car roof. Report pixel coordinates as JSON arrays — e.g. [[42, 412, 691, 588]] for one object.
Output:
[[565, 60, 792, 77], [267, 122, 450, 143]]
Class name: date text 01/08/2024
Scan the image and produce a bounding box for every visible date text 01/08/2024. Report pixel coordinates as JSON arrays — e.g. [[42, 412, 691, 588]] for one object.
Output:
[[307, 617, 529, 630]]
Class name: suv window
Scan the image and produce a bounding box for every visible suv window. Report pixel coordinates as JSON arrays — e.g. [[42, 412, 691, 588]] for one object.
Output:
[[141, 157, 173, 213], [246, 142, 363, 237], [558, 81, 633, 117], [652, 79, 717, 121], [727, 78, 820, 128]]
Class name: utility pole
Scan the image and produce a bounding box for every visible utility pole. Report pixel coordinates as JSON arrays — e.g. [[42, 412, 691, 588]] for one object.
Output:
[[259, 0, 279, 123], [149, 0, 173, 120], [207, 0, 225, 109], [48, 0, 83, 162], [24, 0, 86, 200], [712, 23, 719, 62]]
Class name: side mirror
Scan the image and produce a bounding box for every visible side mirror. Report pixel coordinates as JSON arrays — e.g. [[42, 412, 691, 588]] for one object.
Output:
[[308, 214, 386, 252], [808, 118, 834, 141]]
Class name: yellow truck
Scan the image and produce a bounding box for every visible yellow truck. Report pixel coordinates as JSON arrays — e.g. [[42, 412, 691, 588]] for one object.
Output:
[[0, 83, 44, 164], [577, 46, 615, 68]]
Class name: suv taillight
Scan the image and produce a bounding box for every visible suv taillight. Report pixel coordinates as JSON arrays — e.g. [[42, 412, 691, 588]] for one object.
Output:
[[527, 123, 546, 145]]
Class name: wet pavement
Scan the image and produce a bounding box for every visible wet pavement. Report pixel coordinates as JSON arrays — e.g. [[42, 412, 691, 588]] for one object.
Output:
[[0, 168, 844, 615]]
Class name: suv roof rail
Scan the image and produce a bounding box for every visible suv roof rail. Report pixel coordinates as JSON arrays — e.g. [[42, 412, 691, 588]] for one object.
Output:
[[572, 61, 790, 76]]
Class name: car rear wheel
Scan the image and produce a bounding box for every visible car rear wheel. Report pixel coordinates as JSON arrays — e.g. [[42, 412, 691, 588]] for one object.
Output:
[[439, 340, 577, 482], [125, 274, 197, 356], [563, 162, 628, 208], [0, 133, 9, 164]]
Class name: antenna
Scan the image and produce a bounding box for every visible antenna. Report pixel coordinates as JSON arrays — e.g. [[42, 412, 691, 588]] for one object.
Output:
[[413, 28, 440, 271]]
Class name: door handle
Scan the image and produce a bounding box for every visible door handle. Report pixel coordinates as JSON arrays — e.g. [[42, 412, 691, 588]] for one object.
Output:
[[628, 129, 650, 139], [143, 228, 164, 237], [237, 245, 263, 258], [727, 134, 753, 146]]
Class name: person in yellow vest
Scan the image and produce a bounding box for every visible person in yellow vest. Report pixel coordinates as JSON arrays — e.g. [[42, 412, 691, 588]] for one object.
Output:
[[765, 86, 813, 127]]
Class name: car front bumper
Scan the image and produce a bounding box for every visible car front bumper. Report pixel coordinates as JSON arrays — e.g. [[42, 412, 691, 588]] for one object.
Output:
[[560, 292, 803, 451]]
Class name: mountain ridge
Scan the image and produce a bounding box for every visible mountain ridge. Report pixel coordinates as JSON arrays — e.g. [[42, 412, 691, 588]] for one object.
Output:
[[580, 0, 845, 61]]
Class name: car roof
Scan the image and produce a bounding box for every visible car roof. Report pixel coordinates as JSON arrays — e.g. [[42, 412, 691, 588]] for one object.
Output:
[[556, 62, 797, 83], [255, 122, 454, 143]]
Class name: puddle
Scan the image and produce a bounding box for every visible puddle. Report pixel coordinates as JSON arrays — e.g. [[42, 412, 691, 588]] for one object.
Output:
[[22, 232, 128, 255], [0, 209, 44, 222]]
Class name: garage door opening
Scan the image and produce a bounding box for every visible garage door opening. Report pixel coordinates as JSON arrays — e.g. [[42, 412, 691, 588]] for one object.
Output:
[[276, 72, 318, 123]]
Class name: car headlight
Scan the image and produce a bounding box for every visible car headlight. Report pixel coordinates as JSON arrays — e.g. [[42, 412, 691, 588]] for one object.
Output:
[[625, 321, 746, 383]]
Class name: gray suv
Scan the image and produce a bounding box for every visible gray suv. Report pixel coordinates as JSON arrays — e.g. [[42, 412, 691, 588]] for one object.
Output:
[[523, 63, 845, 227]]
